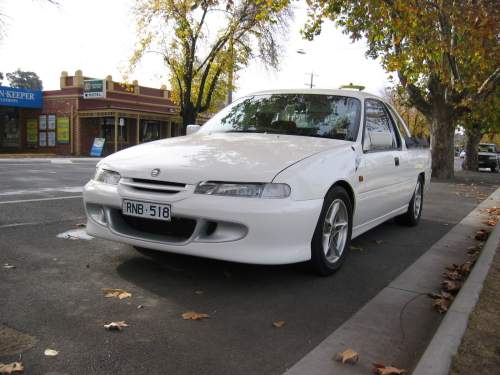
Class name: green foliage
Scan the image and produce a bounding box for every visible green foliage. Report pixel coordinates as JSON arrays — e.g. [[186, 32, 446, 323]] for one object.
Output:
[[129, 0, 291, 126], [6, 69, 43, 90]]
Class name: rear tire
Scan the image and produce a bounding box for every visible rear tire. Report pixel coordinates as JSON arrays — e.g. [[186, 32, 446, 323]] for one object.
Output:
[[396, 176, 424, 227], [309, 186, 353, 276]]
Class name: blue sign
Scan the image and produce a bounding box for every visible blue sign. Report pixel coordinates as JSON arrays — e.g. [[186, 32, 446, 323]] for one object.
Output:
[[90, 137, 105, 157], [0, 86, 43, 108]]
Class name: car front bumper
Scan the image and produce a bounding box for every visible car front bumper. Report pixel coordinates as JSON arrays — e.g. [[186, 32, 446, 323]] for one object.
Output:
[[83, 180, 323, 265]]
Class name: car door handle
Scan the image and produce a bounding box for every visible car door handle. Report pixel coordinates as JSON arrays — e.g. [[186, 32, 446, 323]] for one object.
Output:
[[394, 156, 400, 166]]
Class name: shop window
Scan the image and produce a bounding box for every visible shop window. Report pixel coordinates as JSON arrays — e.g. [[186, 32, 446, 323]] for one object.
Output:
[[0, 108, 20, 148], [140, 120, 161, 142], [99, 117, 128, 142]]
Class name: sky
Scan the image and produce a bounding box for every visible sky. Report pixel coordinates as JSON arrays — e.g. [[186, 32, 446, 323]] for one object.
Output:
[[0, 0, 391, 99]]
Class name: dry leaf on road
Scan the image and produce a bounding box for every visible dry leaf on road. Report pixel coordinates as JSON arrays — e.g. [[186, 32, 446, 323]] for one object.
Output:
[[182, 311, 210, 320], [104, 321, 129, 331], [374, 240, 384, 245], [335, 348, 359, 364], [102, 288, 132, 299], [272, 320, 285, 328], [194, 290, 204, 295], [372, 363, 406, 375], [475, 230, 490, 241], [2, 264, 15, 269], [44, 348, 59, 356], [0, 362, 24, 374], [75, 223, 86, 228], [351, 245, 363, 251]]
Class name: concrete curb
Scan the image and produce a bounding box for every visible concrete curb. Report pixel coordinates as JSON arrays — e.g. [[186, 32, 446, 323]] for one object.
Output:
[[283, 186, 500, 375], [412, 204, 500, 374], [0, 157, 101, 163]]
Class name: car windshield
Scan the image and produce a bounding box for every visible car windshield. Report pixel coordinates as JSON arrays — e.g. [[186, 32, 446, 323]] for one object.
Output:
[[199, 94, 362, 141], [478, 144, 497, 153]]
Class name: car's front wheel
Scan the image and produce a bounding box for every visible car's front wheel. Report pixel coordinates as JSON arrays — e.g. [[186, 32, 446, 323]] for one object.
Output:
[[310, 186, 353, 276]]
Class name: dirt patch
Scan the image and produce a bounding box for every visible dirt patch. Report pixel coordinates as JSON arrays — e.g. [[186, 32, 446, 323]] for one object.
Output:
[[449, 245, 500, 374], [0, 324, 37, 356]]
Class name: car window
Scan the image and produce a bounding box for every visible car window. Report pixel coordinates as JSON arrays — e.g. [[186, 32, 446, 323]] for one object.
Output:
[[363, 99, 398, 151], [385, 105, 410, 143], [478, 144, 496, 153], [199, 94, 362, 141]]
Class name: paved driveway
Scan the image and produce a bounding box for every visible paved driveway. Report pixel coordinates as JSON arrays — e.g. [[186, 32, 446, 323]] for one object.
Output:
[[0, 159, 498, 375]]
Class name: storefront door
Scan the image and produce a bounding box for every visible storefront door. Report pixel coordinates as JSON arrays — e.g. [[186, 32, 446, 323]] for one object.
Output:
[[0, 108, 20, 149]]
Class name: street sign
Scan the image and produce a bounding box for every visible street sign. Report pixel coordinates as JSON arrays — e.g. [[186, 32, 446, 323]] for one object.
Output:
[[83, 79, 106, 99], [90, 137, 105, 157]]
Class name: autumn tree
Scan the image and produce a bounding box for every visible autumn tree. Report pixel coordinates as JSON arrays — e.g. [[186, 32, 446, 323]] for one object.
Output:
[[304, 0, 499, 179], [130, 0, 291, 130], [6, 69, 43, 90]]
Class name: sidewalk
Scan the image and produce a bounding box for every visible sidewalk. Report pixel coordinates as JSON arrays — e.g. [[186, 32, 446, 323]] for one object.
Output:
[[284, 186, 500, 375]]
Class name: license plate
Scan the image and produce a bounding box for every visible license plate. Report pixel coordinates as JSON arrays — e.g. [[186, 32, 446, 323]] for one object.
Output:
[[122, 199, 171, 221]]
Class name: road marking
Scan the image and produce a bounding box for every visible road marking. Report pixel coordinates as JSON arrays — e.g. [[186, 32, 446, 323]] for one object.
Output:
[[0, 186, 83, 196], [0, 195, 82, 205], [0, 216, 86, 229]]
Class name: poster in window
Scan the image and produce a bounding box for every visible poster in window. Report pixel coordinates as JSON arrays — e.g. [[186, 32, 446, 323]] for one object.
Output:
[[48, 114, 56, 130], [27, 119, 38, 144], [57, 117, 70, 144], [48, 131, 56, 147], [39, 115, 47, 130], [39, 132, 47, 147]]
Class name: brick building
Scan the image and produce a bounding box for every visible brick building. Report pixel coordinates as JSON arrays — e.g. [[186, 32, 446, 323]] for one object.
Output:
[[0, 70, 186, 156]]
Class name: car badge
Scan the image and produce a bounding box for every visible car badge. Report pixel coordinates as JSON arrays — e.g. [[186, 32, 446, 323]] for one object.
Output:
[[151, 168, 160, 177]]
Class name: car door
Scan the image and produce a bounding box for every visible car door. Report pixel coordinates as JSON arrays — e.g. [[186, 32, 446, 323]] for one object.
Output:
[[355, 99, 402, 226]]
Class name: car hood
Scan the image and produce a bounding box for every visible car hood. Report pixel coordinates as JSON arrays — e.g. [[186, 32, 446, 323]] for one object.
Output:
[[100, 132, 351, 184]]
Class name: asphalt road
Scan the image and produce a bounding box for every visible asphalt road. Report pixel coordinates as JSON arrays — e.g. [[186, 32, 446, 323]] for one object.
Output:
[[0, 159, 498, 375]]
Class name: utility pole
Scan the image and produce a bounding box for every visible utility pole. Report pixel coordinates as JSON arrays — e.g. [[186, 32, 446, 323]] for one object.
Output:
[[306, 72, 318, 89]]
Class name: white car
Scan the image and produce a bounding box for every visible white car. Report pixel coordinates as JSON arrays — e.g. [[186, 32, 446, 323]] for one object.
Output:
[[84, 89, 431, 275]]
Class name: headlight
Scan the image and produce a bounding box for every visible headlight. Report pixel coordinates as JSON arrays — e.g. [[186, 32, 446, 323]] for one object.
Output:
[[94, 167, 121, 185], [195, 181, 291, 198]]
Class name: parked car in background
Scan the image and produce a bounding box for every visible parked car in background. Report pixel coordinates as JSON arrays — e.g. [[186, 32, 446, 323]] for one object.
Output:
[[478, 143, 500, 172], [84, 89, 431, 275]]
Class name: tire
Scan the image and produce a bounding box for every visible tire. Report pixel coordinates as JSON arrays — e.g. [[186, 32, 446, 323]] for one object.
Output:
[[396, 176, 424, 226], [310, 186, 353, 276]]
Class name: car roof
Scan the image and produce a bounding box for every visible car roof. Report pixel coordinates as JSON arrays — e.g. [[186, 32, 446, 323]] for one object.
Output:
[[247, 88, 382, 101]]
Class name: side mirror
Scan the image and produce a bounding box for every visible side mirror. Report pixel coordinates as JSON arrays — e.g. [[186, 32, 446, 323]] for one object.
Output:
[[364, 131, 393, 151], [186, 124, 201, 135]]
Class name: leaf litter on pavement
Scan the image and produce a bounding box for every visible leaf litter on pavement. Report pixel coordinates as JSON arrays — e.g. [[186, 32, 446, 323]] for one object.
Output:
[[104, 321, 129, 331], [272, 320, 285, 328], [0, 362, 24, 374], [372, 363, 407, 374], [44, 348, 59, 356], [182, 311, 210, 320], [335, 348, 359, 364], [102, 288, 132, 299]]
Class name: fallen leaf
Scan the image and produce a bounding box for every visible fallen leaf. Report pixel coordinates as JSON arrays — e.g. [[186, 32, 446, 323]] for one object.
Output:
[[441, 280, 462, 293], [475, 230, 490, 241], [137, 305, 144, 309], [373, 240, 384, 245], [182, 311, 210, 320], [2, 264, 15, 269], [104, 321, 128, 331], [372, 363, 407, 375], [442, 269, 463, 281], [432, 296, 452, 313], [194, 290, 204, 295], [75, 223, 86, 228], [335, 348, 359, 364], [485, 218, 497, 226], [272, 320, 285, 328], [102, 288, 132, 299], [0, 362, 24, 374], [351, 245, 363, 251], [44, 348, 59, 356]]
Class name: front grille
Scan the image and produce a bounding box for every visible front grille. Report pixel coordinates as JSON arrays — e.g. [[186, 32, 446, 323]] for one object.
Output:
[[478, 155, 490, 161], [120, 178, 187, 194], [121, 214, 196, 240]]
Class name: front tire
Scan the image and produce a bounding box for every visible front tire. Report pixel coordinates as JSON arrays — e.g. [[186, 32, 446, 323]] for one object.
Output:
[[310, 186, 353, 276], [396, 176, 424, 226]]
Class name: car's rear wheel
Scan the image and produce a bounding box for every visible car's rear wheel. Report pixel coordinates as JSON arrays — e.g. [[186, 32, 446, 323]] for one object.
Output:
[[396, 176, 423, 226], [310, 186, 353, 276]]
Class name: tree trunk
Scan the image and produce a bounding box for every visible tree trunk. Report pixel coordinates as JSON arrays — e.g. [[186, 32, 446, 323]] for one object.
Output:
[[430, 116, 456, 179], [181, 102, 197, 135], [463, 125, 481, 171]]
